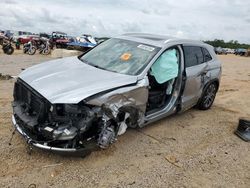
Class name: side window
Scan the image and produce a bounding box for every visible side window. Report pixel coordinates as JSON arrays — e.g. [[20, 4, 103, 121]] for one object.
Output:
[[202, 48, 212, 62], [183, 46, 204, 67]]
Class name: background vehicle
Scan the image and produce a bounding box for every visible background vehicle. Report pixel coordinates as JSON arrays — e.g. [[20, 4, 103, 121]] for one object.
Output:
[[225, 48, 235, 54], [39, 33, 51, 39], [214, 47, 227, 55], [235, 48, 247, 56], [51, 31, 70, 48], [12, 33, 221, 156], [23, 40, 37, 55], [38, 38, 52, 55], [0, 35, 14, 55], [12, 31, 34, 42], [17, 34, 39, 44], [67, 34, 97, 51], [0, 30, 5, 36]]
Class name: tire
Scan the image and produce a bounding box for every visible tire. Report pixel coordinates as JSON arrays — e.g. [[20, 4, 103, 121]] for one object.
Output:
[[28, 47, 36, 55], [4, 46, 14, 55], [197, 82, 218, 110], [42, 48, 51, 55]]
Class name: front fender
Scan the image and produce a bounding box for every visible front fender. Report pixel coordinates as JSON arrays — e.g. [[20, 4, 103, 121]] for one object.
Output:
[[86, 78, 148, 126]]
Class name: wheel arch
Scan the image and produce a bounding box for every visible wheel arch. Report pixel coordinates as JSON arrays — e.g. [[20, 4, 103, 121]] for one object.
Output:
[[196, 78, 220, 108], [204, 78, 220, 92]]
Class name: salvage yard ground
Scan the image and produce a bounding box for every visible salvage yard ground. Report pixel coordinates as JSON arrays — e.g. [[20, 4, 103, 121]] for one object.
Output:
[[0, 51, 250, 187]]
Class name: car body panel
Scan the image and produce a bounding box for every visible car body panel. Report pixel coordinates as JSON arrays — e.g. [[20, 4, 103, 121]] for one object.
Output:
[[87, 78, 149, 127], [181, 63, 209, 110], [19, 56, 138, 104], [87, 78, 148, 112]]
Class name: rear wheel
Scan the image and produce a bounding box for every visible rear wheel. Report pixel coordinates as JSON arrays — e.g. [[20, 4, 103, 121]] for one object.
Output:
[[4, 46, 14, 55], [197, 83, 217, 110], [42, 48, 51, 55]]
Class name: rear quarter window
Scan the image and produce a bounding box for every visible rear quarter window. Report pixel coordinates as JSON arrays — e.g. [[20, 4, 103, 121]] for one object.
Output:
[[183, 46, 204, 67], [202, 48, 213, 62]]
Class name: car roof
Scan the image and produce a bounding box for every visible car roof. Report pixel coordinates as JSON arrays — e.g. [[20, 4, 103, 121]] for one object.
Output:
[[116, 33, 209, 48]]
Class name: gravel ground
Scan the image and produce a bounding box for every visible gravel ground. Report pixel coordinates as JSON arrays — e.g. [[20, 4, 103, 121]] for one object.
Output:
[[0, 51, 250, 188]]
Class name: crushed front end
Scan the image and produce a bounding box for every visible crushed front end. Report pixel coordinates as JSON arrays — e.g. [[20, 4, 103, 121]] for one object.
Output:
[[12, 79, 121, 155]]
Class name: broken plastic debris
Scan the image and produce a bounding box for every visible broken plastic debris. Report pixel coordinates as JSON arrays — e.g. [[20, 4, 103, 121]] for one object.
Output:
[[118, 122, 128, 136], [165, 155, 181, 168]]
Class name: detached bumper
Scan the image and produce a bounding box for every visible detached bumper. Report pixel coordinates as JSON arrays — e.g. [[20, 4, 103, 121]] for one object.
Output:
[[11, 115, 97, 156]]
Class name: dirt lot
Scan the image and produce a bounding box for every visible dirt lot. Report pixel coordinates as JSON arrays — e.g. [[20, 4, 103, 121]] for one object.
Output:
[[0, 51, 250, 188]]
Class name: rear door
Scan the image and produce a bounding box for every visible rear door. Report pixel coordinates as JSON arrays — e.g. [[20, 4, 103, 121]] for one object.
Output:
[[181, 46, 209, 111]]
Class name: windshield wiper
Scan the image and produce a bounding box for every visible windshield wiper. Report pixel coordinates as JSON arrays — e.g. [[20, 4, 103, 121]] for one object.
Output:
[[89, 64, 107, 71], [91, 64, 119, 73], [80, 59, 104, 70], [79, 58, 90, 64], [81, 59, 118, 73]]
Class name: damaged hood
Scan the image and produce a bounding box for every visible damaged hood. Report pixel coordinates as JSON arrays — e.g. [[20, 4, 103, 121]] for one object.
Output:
[[19, 56, 138, 104]]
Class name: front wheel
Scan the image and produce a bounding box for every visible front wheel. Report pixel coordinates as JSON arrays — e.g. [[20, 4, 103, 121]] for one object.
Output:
[[23, 47, 27, 54], [28, 46, 36, 55], [197, 83, 218, 110]]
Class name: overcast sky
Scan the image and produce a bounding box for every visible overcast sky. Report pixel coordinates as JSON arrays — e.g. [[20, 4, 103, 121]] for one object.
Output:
[[0, 0, 249, 43]]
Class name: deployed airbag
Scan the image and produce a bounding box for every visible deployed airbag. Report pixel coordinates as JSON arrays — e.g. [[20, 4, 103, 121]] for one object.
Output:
[[150, 49, 178, 84]]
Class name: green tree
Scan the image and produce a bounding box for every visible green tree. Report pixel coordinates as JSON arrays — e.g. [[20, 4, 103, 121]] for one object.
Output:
[[204, 39, 250, 49]]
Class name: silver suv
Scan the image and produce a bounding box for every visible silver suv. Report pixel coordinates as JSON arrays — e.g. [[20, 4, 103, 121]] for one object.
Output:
[[12, 33, 221, 155]]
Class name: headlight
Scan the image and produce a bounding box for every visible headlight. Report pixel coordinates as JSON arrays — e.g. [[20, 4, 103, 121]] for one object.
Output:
[[53, 126, 78, 140]]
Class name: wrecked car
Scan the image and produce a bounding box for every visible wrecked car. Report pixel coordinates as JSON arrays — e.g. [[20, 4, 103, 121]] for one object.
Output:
[[67, 34, 97, 52], [12, 33, 221, 155]]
